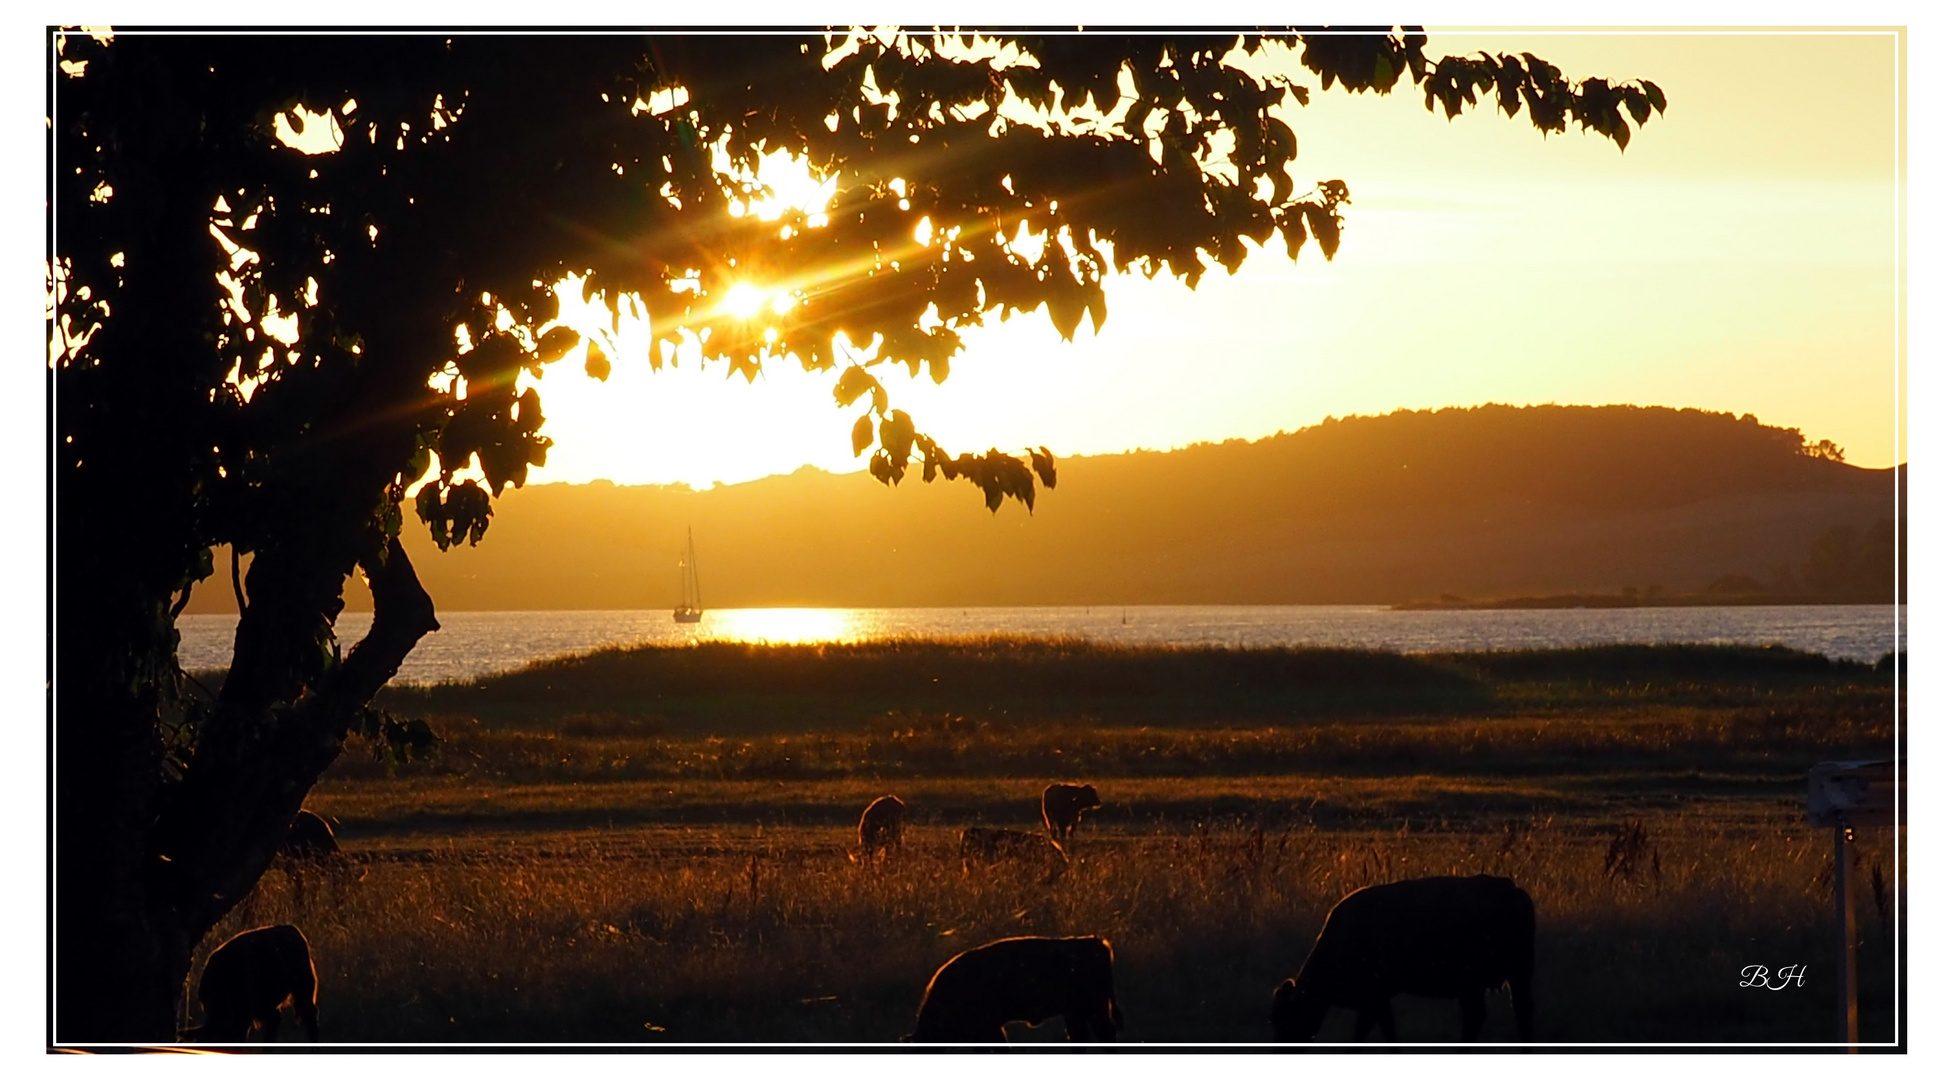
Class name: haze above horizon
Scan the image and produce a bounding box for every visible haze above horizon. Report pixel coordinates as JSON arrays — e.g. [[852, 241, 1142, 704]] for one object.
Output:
[[520, 31, 1901, 489]]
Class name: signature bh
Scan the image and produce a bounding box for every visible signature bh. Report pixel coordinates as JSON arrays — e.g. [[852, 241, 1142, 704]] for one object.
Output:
[[1739, 964, 1808, 990]]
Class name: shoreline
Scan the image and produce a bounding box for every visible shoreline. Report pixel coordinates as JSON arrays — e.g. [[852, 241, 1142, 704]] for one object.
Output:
[[1392, 593, 1900, 611]]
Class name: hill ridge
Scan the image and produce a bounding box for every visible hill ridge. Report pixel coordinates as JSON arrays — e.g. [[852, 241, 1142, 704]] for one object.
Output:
[[184, 403, 1901, 612]]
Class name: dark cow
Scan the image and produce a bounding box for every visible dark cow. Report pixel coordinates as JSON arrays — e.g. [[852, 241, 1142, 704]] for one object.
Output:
[[905, 935, 1124, 1043], [1270, 874, 1536, 1043], [275, 808, 362, 908], [1041, 783, 1101, 846], [857, 795, 906, 862], [281, 809, 339, 860], [959, 826, 1067, 881], [180, 925, 320, 1043]]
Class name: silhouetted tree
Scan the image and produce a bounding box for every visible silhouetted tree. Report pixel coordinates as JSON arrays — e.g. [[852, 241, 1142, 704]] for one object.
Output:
[[1802, 437, 1848, 463], [50, 28, 1662, 1041]]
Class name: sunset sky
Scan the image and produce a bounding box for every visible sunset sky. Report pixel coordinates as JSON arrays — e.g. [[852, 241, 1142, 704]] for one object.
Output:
[[505, 30, 1905, 489]]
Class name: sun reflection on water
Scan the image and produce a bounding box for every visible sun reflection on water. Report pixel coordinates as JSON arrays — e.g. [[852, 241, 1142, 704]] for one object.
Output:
[[695, 607, 866, 645]]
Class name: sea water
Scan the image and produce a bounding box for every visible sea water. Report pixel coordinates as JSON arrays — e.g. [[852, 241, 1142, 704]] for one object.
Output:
[[176, 604, 1906, 686]]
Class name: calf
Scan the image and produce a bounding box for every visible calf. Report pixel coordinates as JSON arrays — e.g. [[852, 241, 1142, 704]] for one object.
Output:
[[959, 826, 1067, 882], [180, 925, 320, 1043], [1041, 783, 1101, 847], [856, 794, 906, 862], [905, 935, 1123, 1043], [1270, 874, 1535, 1043]]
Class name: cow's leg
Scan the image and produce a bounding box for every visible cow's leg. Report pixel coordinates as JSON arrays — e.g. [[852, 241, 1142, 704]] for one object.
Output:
[[1458, 990, 1486, 1043], [1353, 1007, 1375, 1042], [1510, 972, 1535, 1043], [295, 962, 320, 1041], [295, 996, 321, 1042]]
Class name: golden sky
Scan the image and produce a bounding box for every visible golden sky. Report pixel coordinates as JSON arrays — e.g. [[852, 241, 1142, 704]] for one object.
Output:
[[521, 30, 1903, 488]]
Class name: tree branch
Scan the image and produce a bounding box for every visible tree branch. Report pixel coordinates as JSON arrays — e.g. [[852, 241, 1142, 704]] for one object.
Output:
[[329, 536, 441, 707], [153, 537, 441, 938], [230, 546, 247, 614]]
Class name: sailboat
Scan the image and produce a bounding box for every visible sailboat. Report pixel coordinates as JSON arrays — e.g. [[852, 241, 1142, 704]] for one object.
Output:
[[673, 528, 704, 623]]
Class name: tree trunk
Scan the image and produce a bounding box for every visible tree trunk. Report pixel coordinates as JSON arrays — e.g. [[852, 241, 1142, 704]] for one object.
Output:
[[53, 75, 226, 1037], [53, 37, 453, 1044], [52, 572, 186, 1043], [53, 537, 438, 1044], [159, 538, 439, 940]]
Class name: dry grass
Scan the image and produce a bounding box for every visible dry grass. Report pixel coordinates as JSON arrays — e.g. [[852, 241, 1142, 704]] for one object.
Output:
[[329, 704, 1891, 787], [189, 641, 1901, 1046], [205, 815, 1901, 1045]]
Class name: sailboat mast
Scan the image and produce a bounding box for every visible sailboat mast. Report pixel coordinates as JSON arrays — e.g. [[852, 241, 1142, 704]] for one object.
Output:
[[685, 528, 699, 608], [673, 527, 704, 622]]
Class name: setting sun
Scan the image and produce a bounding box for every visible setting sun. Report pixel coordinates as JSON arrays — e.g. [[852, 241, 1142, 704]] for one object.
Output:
[[720, 282, 769, 321]]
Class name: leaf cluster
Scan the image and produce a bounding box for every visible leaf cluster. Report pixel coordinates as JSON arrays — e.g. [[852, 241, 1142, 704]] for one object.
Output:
[[1417, 47, 1666, 149]]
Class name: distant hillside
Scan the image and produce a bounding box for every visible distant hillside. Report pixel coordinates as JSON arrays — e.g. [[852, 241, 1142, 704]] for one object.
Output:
[[185, 404, 1903, 612]]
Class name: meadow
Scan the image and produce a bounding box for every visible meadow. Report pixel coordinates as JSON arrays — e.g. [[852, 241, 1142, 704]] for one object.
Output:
[[197, 640, 1903, 1046]]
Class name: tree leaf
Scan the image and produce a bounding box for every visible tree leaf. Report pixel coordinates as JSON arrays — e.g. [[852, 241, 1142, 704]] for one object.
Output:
[[880, 409, 916, 468], [1030, 446, 1057, 489], [851, 413, 874, 457], [834, 365, 883, 410], [536, 326, 581, 364], [1622, 87, 1651, 126]]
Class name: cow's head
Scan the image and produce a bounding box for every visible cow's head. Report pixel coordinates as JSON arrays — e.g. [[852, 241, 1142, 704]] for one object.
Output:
[[1269, 979, 1329, 1042]]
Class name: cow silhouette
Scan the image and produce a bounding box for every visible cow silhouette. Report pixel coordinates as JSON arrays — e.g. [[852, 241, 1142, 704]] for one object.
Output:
[[281, 810, 338, 860], [856, 795, 906, 863], [1041, 783, 1101, 847], [180, 925, 320, 1043], [1270, 874, 1536, 1042], [905, 935, 1123, 1042], [275, 809, 362, 909]]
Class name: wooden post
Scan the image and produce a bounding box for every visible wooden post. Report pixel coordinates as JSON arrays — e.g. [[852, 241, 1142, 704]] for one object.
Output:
[[1834, 815, 1858, 1050], [1810, 760, 1900, 1050]]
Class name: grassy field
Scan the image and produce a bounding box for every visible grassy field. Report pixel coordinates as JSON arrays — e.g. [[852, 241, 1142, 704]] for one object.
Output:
[[196, 640, 1904, 1046]]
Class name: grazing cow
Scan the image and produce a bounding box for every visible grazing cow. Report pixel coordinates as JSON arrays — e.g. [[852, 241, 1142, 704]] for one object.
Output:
[[180, 925, 320, 1043], [959, 826, 1068, 882], [282, 810, 339, 860], [857, 795, 906, 862], [905, 935, 1124, 1043], [276, 809, 362, 908], [1270, 874, 1535, 1043], [1041, 783, 1102, 846]]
